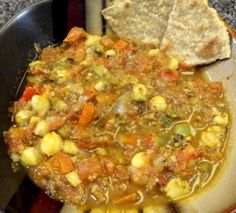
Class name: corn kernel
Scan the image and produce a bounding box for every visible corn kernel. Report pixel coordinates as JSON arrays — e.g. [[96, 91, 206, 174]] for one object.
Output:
[[31, 95, 50, 116], [34, 120, 49, 137], [131, 152, 149, 168], [40, 132, 63, 156], [149, 96, 167, 112], [21, 147, 41, 166], [66, 171, 81, 187], [63, 140, 79, 155]]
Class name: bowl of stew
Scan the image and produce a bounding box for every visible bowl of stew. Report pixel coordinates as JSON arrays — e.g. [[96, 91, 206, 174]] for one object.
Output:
[[1, 0, 236, 213]]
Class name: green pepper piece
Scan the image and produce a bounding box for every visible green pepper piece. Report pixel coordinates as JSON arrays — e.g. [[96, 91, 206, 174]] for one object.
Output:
[[153, 135, 166, 148], [175, 123, 191, 136]]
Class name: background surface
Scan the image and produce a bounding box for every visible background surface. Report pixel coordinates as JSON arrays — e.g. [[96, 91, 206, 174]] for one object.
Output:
[[0, 0, 236, 30]]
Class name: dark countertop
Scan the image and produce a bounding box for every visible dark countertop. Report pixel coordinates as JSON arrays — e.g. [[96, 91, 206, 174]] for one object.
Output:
[[0, 0, 236, 30]]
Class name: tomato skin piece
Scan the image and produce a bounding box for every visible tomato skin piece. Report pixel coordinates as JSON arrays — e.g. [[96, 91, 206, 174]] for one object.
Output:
[[21, 86, 36, 101], [159, 70, 180, 81], [78, 103, 96, 128], [144, 136, 153, 147]]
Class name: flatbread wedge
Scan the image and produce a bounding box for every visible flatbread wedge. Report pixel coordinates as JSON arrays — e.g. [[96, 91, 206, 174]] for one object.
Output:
[[161, 0, 231, 66], [102, 0, 175, 46]]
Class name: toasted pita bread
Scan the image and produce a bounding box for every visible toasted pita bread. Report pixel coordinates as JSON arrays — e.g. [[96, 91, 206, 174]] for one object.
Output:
[[161, 0, 231, 66], [102, 0, 175, 46]]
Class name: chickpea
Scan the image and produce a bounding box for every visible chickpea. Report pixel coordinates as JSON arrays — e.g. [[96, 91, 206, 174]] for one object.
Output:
[[165, 178, 190, 200], [149, 96, 167, 112], [213, 113, 229, 126], [31, 95, 50, 116], [40, 132, 63, 156], [200, 126, 225, 148], [21, 147, 41, 166], [132, 83, 148, 101], [63, 140, 79, 155], [15, 110, 32, 124], [131, 152, 149, 168], [34, 120, 49, 137]]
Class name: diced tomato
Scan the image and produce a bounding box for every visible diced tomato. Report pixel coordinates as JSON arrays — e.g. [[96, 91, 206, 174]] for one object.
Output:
[[157, 176, 168, 185], [48, 152, 74, 175], [78, 102, 96, 128], [48, 118, 65, 131], [64, 27, 86, 43], [76, 141, 91, 149], [175, 145, 201, 171], [76, 158, 103, 182], [159, 70, 180, 81], [113, 39, 129, 50], [21, 86, 36, 101], [100, 158, 116, 175], [209, 82, 222, 97], [144, 136, 153, 147]]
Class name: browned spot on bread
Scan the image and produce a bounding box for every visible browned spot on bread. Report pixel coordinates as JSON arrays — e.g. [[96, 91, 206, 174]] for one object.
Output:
[[196, 36, 221, 58], [124, 2, 130, 9]]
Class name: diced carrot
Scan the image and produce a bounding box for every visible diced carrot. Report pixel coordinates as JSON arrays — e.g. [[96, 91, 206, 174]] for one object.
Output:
[[48, 152, 74, 175], [84, 87, 96, 101], [78, 103, 96, 128], [64, 27, 86, 43], [119, 134, 137, 146], [159, 70, 180, 81], [114, 192, 140, 205], [21, 86, 36, 101], [113, 39, 129, 50]]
